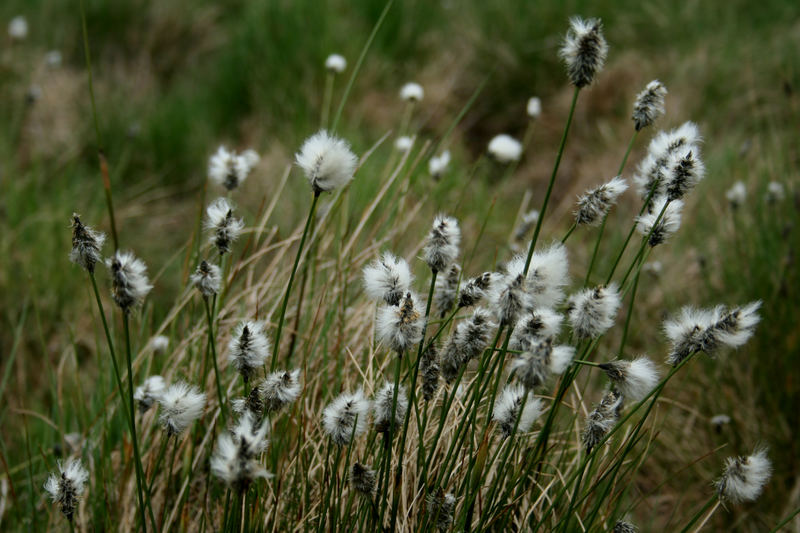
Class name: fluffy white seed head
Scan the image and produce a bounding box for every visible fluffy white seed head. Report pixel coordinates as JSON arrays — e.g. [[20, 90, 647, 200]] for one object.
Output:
[[46, 50, 63, 67], [711, 414, 731, 429], [362, 252, 413, 306], [206, 197, 244, 255], [208, 146, 259, 191], [489, 271, 531, 327], [394, 135, 415, 152], [400, 82, 424, 102], [433, 264, 461, 318], [260, 369, 303, 413], [295, 130, 358, 193], [458, 271, 495, 308], [8, 16, 28, 40], [426, 489, 456, 532], [70, 214, 106, 273], [582, 389, 623, 453], [134, 375, 166, 413], [158, 382, 206, 436], [325, 53, 347, 73], [440, 308, 496, 382], [150, 335, 170, 354], [636, 197, 683, 247], [428, 150, 451, 179], [663, 305, 722, 366], [766, 181, 785, 203], [521, 242, 570, 308], [191, 260, 222, 298], [599, 357, 660, 401], [372, 382, 408, 434], [376, 292, 425, 354], [493, 384, 543, 438], [510, 308, 563, 352], [632, 80, 667, 131], [716, 447, 772, 504], [527, 97, 542, 119], [513, 210, 540, 244], [488, 134, 523, 164], [227, 321, 270, 384], [106, 251, 153, 312], [634, 122, 702, 202], [713, 301, 762, 349], [559, 16, 608, 88], [726, 181, 747, 208], [424, 215, 461, 273], [211, 412, 271, 491], [550, 345, 576, 375], [322, 389, 371, 446], [567, 284, 621, 339], [420, 344, 441, 401], [44, 458, 89, 522], [575, 176, 629, 226], [664, 150, 705, 201], [350, 462, 377, 495], [510, 338, 573, 388]]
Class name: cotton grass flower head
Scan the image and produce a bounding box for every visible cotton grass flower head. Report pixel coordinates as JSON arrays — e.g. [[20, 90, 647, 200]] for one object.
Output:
[[613, 519, 639, 533], [598, 357, 659, 401], [716, 446, 772, 504], [106, 251, 153, 312], [46, 50, 63, 67], [428, 149, 451, 179], [322, 389, 370, 446], [510, 308, 563, 352], [433, 264, 461, 318], [44, 458, 88, 522], [325, 53, 347, 73], [527, 97, 542, 119], [150, 335, 170, 354], [372, 381, 408, 434], [567, 284, 621, 339], [634, 122, 701, 202], [632, 80, 667, 131], [227, 321, 270, 383], [488, 134, 523, 164], [510, 338, 575, 389], [134, 375, 166, 413], [726, 181, 747, 208], [350, 462, 377, 496], [514, 210, 540, 243], [575, 176, 628, 226], [70, 214, 106, 273], [206, 197, 244, 255], [458, 271, 494, 308], [711, 414, 731, 432], [424, 215, 461, 273], [261, 368, 302, 413], [362, 251, 413, 306], [636, 197, 683, 247], [211, 412, 271, 491], [493, 384, 543, 438], [377, 292, 425, 354], [582, 389, 623, 453], [400, 82, 424, 102], [420, 344, 440, 401], [490, 271, 530, 327], [190, 260, 222, 298], [440, 308, 495, 382], [520, 242, 570, 308], [426, 489, 456, 532], [559, 16, 608, 88], [295, 130, 358, 194], [207, 146, 260, 191], [664, 150, 705, 200], [394, 135, 414, 152], [766, 181, 785, 203], [158, 382, 205, 436], [8, 16, 27, 40]]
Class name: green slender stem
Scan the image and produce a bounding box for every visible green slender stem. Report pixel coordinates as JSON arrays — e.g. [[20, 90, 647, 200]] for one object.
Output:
[[561, 221, 577, 244], [605, 181, 661, 284], [583, 215, 607, 287], [524, 86, 580, 274], [770, 506, 800, 533], [203, 297, 226, 423], [272, 191, 320, 370], [679, 496, 719, 533], [618, 267, 641, 354], [379, 353, 404, 529], [160, 436, 179, 527]]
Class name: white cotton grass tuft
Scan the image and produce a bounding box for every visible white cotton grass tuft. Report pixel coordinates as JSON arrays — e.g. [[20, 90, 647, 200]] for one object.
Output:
[[716, 446, 772, 504], [295, 130, 358, 194], [426, 489, 456, 532], [713, 301, 761, 349], [150, 335, 170, 354], [582, 389, 623, 453], [211, 412, 271, 491], [70, 214, 106, 273], [636, 197, 683, 247], [567, 284, 621, 339], [322, 389, 371, 446], [527, 97, 542, 119], [765, 181, 785, 203], [190, 260, 222, 298], [664, 149, 705, 201], [559, 16, 608, 88], [8, 16, 28, 40], [46, 50, 63, 67], [598, 357, 660, 401], [420, 344, 440, 401], [711, 414, 731, 431], [376, 292, 425, 354], [632, 80, 667, 131], [372, 381, 408, 434], [261, 368, 303, 413], [487, 134, 523, 164], [325, 53, 347, 73], [726, 181, 747, 208], [350, 462, 377, 496], [134, 375, 166, 413], [489, 270, 530, 327], [207, 146, 259, 191], [510, 338, 575, 390], [206, 197, 244, 255], [493, 384, 543, 438], [394, 135, 415, 153], [440, 308, 496, 383], [44, 458, 89, 522], [520, 241, 570, 308], [575, 176, 629, 226], [106, 251, 153, 312], [634, 122, 702, 202], [428, 149, 451, 179], [400, 82, 424, 102], [458, 271, 494, 308], [423, 214, 461, 273], [510, 308, 563, 352], [362, 251, 413, 306], [158, 382, 206, 436], [513, 210, 540, 244], [433, 264, 461, 318], [227, 321, 271, 384]]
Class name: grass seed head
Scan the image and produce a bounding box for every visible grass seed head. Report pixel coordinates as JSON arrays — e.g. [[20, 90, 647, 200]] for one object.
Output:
[[349, 462, 377, 495], [567, 283, 621, 339], [716, 446, 772, 504], [632, 80, 667, 131], [227, 321, 270, 384], [527, 96, 542, 119], [559, 16, 609, 88], [134, 375, 166, 414], [363, 251, 413, 306], [575, 176, 629, 226], [400, 82, 424, 102], [433, 264, 461, 318], [205, 197, 244, 255], [191, 260, 222, 298], [377, 292, 425, 354], [158, 381, 206, 436], [424, 214, 461, 273], [44, 458, 88, 522], [599, 357, 660, 402], [487, 134, 523, 164], [322, 389, 370, 446], [636, 197, 683, 247], [106, 250, 153, 312], [69, 214, 106, 273], [493, 384, 543, 438], [372, 381, 408, 434], [325, 53, 347, 73], [295, 130, 358, 194]]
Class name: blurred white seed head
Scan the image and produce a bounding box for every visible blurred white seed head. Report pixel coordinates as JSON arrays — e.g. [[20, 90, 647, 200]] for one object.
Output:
[[211, 412, 271, 491], [208, 146, 259, 191], [490, 272, 530, 327], [158, 382, 206, 436], [45, 50, 63, 67], [428, 150, 451, 179], [487, 134, 523, 164], [227, 321, 270, 384], [510, 338, 572, 389], [433, 264, 461, 318], [295, 130, 358, 194], [665, 150, 705, 200], [70, 214, 106, 273], [372, 381, 408, 434], [8, 16, 28, 40], [559, 16, 608, 88], [725, 181, 747, 208], [575, 176, 629, 226], [712, 301, 761, 349], [426, 489, 456, 532], [632, 80, 667, 131], [134, 375, 166, 414], [322, 389, 370, 446], [513, 210, 540, 243], [550, 345, 576, 375], [44, 458, 88, 522], [206, 197, 244, 255], [636, 197, 683, 247], [582, 389, 623, 453], [716, 446, 772, 504], [424, 215, 461, 273], [350, 462, 377, 496], [400, 82, 424, 102], [493, 384, 543, 438], [191, 260, 222, 298], [643, 260, 663, 276], [599, 357, 659, 401], [325, 53, 347, 73], [376, 292, 425, 354], [261, 369, 302, 413], [150, 335, 170, 354], [527, 97, 542, 119], [711, 414, 731, 430], [765, 181, 785, 203], [567, 284, 621, 339], [510, 308, 563, 352], [522, 242, 570, 308], [106, 251, 153, 312], [394, 135, 415, 152], [458, 271, 494, 308], [362, 252, 413, 306]]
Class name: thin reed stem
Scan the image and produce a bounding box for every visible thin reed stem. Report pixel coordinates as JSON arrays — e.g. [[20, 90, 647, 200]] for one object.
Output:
[[203, 297, 226, 423], [679, 496, 719, 533]]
